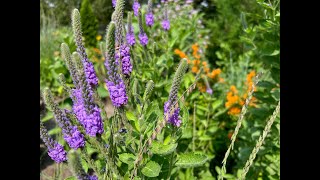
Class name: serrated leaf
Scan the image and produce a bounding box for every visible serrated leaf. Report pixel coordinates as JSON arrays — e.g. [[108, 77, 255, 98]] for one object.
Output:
[[141, 161, 161, 177], [176, 153, 208, 168], [150, 141, 178, 155], [119, 153, 136, 166]]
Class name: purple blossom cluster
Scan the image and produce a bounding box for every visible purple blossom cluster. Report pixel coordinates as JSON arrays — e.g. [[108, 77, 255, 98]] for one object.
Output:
[[126, 26, 136, 46], [40, 123, 67, 163], [139, 33, 148, 46], [145, 12, 154, 26], [164, 101, 182, 127], [83, 58, 99, 87], [48, 143, 68, 163], [112, 0, 116, 8], [88, 175, 98, 180], [105, 80, 128, 107], [63, 126, 86, 149], [133, 1, 140, 16], [115, 45, 133, 75], [72, 89, 104, 137], [161, 20, 170, 31]]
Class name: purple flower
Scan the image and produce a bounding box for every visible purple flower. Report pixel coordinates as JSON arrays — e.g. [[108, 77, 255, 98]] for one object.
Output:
[[112, 0, 116, 8], [115, 45, 132, 76], [145, 13, 154, 26], [206, 88, 213, 95], [139, 33, 148, 46], [48, 143, 68, 163], [162, 20, 170, 31], [40, 123, 67, 163], [83, 59, 99, 87], [126, 32, 136, 46], [106, 80, 128, 107], [186, 0, 193, 4], [72, 89, 104, 137], [88, 175, 98, 180], [133, 1, 140, 16], [164, 101, 182, 127], [64, 126, 86, 149]]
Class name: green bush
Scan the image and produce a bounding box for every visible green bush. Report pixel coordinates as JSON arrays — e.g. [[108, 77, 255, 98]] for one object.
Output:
[[80, 0, 99, 47]]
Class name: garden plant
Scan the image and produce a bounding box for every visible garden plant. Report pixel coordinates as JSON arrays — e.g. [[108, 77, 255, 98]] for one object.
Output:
[[40, 0, 280, 179]]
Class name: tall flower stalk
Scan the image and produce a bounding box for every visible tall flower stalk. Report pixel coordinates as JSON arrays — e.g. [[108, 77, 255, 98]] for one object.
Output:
[[138, 10, 148, 46], [164, 59, 188, 127], [43, 88, 85, 149], [72, 9, 98, 88], [105, 22, 128, 107], [40, 121, 67, 163], [126, 12, 136, 46], [161, 3, 170, 31], [145, 0, 154, 27]]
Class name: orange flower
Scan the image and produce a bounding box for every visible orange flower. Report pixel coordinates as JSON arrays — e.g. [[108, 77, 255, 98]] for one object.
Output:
[[187, 59, 191, 64], [204, 67, 210, 73], [219, 78, 225, 83], [191, 43, 199, 52], [228, 107, 241, 115], [93, 48, 101, 54], [192, 60, 200, 66], [192, 66, 199, 73], [230, 85, 238, 94], [202, 61, 207, 66]]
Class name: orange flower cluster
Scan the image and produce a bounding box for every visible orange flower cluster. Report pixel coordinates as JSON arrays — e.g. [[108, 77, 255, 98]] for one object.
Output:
[[242, 71, 257, 106], [174, 44, 222, 92], [225, 86, 242, 115], [197, 82, 207, 92], [174, 49, 188, 59], [174, 44, 224, 93], [225, 71, 258, 116]]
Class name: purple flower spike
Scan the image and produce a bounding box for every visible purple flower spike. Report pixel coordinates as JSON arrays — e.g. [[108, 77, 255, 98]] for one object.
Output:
[[88, 175, 98, 180], [83, 59, 99, 87], [133, 1, 140, 16], [145, 13, 154, 26], [106, 80, 128, 107], [48, 143, 68, 163], [162, 20, 170, 31], [112, 0, 117, 8], [64, 126, 86, 149], [164, 101, 182, 127], [115, 45, 132, 76], [72, 89, 104, 137], [139, 33, 148, 46], [126, 32, 136, 46]]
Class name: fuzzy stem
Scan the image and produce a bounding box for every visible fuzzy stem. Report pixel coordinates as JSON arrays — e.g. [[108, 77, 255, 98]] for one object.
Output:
[[219, 72, 262, 180], [240, 101, 280, 179]]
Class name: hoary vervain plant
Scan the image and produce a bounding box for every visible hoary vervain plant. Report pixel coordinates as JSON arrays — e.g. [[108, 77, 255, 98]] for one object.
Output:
[[40, 0, 280, 179]]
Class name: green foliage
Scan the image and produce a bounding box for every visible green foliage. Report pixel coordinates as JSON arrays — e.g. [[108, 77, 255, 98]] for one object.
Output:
[[141, 161, 161, 177], [80, 0, 99, 47], [176, 153, 208, 168]]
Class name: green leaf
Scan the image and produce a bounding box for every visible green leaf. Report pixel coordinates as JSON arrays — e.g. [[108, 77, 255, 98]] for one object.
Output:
[[150, 141, 178, 155], [141, 161, 161, 177], [126, 111, 137, 121], [97, 85, 108, 98], [119, 153, 136, 166], [176, 153, 208, 168], [48, 127, 61, 135], [64, 176, 77, 180]]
